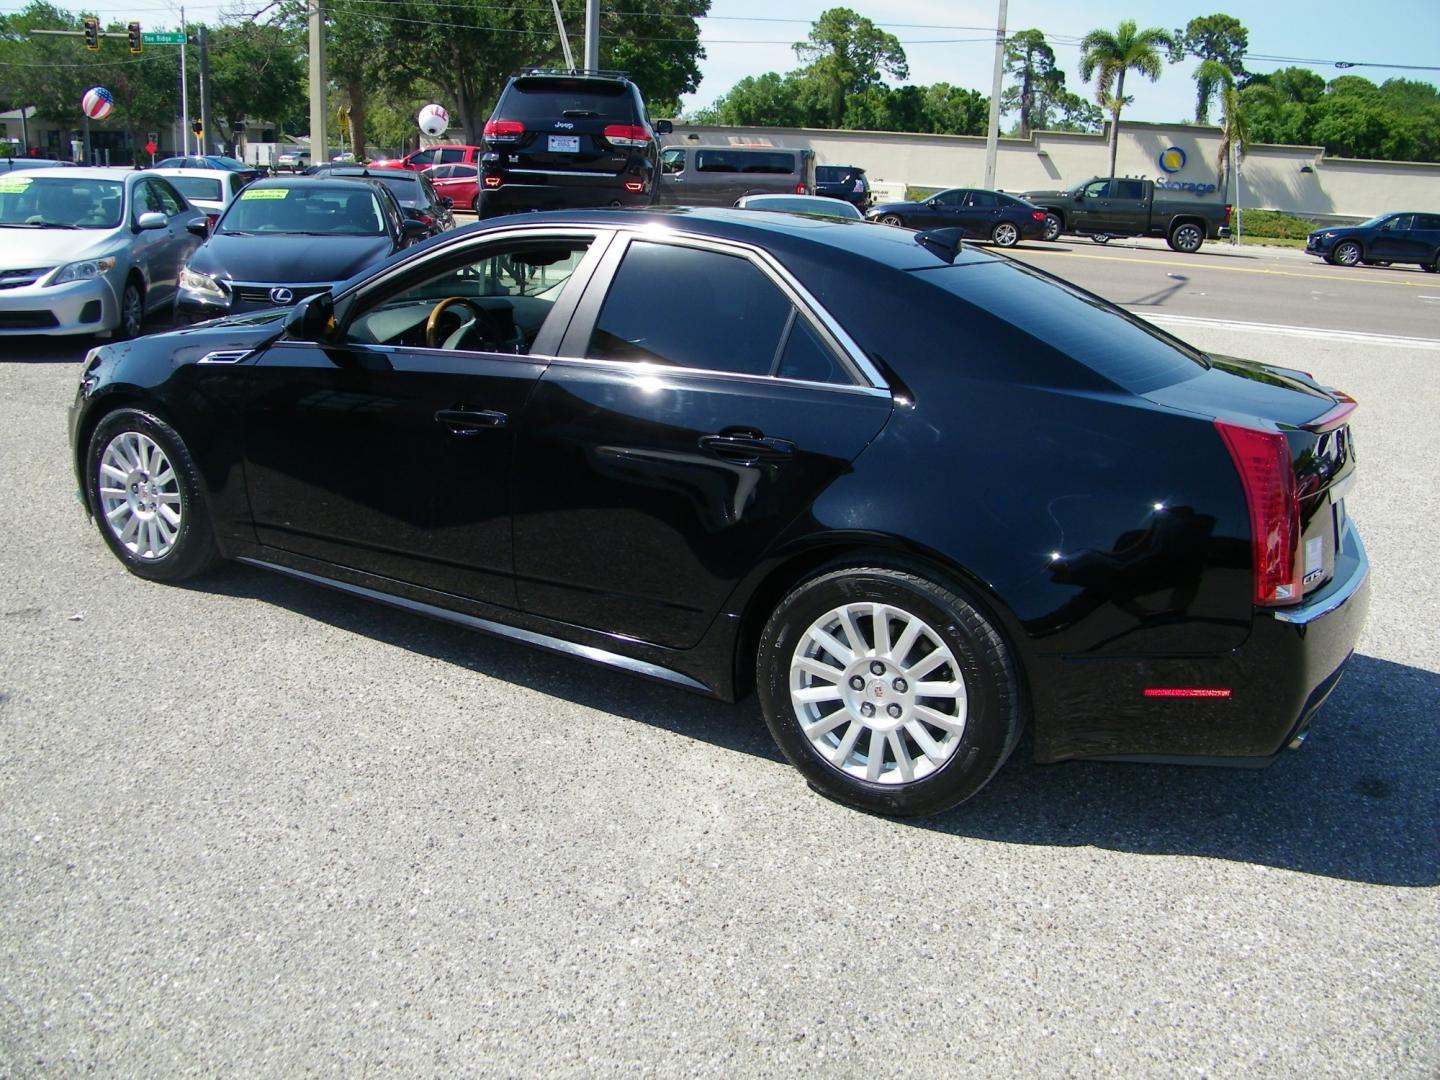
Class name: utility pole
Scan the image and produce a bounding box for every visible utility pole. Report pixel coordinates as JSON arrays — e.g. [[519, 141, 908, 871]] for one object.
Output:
[[550, 0, 574, 70], [583, 0, 598, 71], [982, 0, 1008, 189], [198, 24, 213, 155], [179, 6, 190, 155], [308, 0, 327, 164]]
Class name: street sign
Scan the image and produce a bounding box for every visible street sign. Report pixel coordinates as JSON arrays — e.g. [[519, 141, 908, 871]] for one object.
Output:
[[142, 31, 186, 44], [144, 140, 157, 155]]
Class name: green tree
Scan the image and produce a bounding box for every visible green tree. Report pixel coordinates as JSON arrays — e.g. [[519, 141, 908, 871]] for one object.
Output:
[[206, 22, 305, 147], [695, 71, 809, 127], [1194, 60, 1249, 199], [1172, 12, 1248, 121], [1079, 19, 1175, 182], [792, 7, 907, 129], [1001, 29, 1063, 138]]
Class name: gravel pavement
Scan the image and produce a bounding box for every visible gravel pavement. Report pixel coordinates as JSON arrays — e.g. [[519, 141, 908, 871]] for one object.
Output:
[[1, 315, 1436, 1077]]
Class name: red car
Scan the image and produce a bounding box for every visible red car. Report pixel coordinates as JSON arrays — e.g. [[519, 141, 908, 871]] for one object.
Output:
[[424, 163, 480, 213], [372, 144, 483, 172]]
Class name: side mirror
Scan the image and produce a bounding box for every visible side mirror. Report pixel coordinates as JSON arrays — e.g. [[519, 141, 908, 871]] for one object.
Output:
[[439, 196, 454, 209], [402, 219, 429, 241], [136, 211, 167, 231], [655, 119, 674, 135], [283, 291, 335, 342], [186, 218, 208, 238], [1074, 189, 1086, 200]]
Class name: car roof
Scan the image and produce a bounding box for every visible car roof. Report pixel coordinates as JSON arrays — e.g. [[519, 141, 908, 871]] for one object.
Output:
[[8, 166, 139, 182], [327, 167, 417, 180], [151, 167, 235, 179], [245, 175, 387, 195]]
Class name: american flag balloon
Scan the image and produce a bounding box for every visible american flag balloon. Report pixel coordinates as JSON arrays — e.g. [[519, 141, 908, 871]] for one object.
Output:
[[81, 86, 115, 121]]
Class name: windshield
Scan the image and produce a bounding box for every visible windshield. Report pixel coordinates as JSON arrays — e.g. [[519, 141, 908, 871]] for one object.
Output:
[[219, 186, 384, 235], [0, 176, 124, 229], [1353, 215, 1389, 229], [167, 176, 223, 202]]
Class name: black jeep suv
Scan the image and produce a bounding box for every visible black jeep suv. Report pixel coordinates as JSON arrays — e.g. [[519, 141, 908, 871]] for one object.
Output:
[[478, 69, 673, 218]]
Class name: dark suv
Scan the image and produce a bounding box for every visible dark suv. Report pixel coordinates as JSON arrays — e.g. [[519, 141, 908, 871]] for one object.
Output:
[[478, 69, 673, 218], [815, 165, 871, 211]]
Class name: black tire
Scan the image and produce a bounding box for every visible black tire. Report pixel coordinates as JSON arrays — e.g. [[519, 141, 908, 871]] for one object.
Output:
[[877, 213, 906, 227], [991, 221, 1020, 248], [756, 564, 1022, 817], [1041, 213, 1062, 242], [85, 408, 221, 582], [115, 277, 144, 340], [472, 194, 482, 214], [1167, 221, 1204, 253], [1422, 258, 1438, 273], [1332, 240, 1362, 267]]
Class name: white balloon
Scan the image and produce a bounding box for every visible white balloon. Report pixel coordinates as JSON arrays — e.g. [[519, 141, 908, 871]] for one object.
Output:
[[417, 104, 449, 138]]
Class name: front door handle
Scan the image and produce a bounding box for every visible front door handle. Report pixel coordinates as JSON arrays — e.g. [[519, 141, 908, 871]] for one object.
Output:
[[435, 407, 507, 434], [698, 432, 796, 463]]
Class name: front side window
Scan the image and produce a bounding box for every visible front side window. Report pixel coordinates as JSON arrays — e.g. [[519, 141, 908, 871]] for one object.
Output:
[[408, 149, 438, 168], [148, 179, 185, 216], [1083, 180, 1110, 198], [347, 239, 594, 353], [0, 176, 124, 229], [438, 148, 466, 164], [1382, 214, 1413, 232], [590, 241, 832, 379], [932, 189, 964, 207], [661, 149, 686, 175]]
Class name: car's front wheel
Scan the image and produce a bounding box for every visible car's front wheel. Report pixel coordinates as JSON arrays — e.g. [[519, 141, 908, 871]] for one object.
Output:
[[86, 408, 220, 582], [1330, 240, 1362, 267], [991, 221, 1019, 247], [757, 564, 1022, 817], [877, 213, 906, 227], [115, 278, 144, 340]]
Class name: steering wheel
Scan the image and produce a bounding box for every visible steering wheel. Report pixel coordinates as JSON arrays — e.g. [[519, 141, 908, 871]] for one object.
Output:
[[425, 296, 488, 349]]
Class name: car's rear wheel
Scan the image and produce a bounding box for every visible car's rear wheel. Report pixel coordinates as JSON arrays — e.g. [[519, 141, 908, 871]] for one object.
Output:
[[1332, 240, 1362, 267], [472, 194, 482, 214], [757, 565, 1022, 817], [1041, 213, 1062, 242], [1421, 255, 1438, 273], [1168, 222, 1204, 253], [878, 214, 906, 227], [991, 221, 1019, 247], [86, 408, 220, 582]]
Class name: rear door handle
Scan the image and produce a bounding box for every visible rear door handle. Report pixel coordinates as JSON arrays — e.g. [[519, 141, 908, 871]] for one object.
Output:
[[698, 432, 796, 463], [435, 407, 507, 434]]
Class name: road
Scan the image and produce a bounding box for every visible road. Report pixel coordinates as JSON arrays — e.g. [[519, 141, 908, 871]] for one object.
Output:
[[1, 244, 1437, 1077], [1003, 237, 1440, 341]]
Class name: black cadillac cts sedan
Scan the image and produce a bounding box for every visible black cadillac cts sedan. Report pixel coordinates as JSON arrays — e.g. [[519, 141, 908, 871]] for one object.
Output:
[[68, 209, 1369, 817]]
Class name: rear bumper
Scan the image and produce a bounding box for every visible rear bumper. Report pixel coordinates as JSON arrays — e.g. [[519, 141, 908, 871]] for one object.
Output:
[[481, 176, 653, 214], [1031, 524, 1370, 764]]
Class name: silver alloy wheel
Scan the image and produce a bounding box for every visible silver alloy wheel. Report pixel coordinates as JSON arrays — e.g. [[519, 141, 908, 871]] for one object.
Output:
[[879, 214, 905, 227], [98, 430, 182, 560], [789, 602, 968, 785], [993, 222, 1019, 247], [1335, 241, 1361, 266], [120, 282, 143, 337], [1042, 214, 1061, 242], [1173, 223, 1202, 252]]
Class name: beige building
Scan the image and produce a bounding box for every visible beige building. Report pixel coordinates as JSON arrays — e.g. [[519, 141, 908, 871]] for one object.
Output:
[[663, 119, 1440, 223]]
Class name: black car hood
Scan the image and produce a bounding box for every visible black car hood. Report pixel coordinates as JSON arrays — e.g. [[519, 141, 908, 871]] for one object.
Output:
[[189, 232, 394, 284]]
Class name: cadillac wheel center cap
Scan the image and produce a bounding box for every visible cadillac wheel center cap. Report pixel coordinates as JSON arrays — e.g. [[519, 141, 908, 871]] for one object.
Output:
[[871, 681, 886, 700]]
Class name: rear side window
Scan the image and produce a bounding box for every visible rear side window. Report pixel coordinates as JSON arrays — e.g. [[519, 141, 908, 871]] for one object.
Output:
[[438, 148, 467, 164], [917, 262, 1207, 394], [1416, 214, 1440, 230], [696, 150, 796, 175], [503, 78, 636, 123], [589, 242, 791, 376], [964, 191, 996, 209]]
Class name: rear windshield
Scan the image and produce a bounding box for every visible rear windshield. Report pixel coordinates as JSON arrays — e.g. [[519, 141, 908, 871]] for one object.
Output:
[[0, 176, 124, 229], [503, 78, 636, 123], [365, 175, 421, 207], [695, 150, 797, 175], [220, 186, 384, 236], [816, 166, 860, 182], [167, 176, 223, 202], [916, 261, 1208, 393]]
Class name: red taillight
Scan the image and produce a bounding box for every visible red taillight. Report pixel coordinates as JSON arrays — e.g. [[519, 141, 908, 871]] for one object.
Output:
[[794, 182, 806, 194], [623, 180, 644, 193], [1143, 688, 1233, 699], [603, 124, 650, 148], [483, 175, 502, 188], [1215, 419, 1302, 606], [484, 119, 524, 142], [1032, 211, 1046, 221], [1223, 204, 1233, 225]]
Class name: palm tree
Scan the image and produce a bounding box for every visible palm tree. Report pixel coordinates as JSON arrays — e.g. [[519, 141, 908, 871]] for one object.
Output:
[[1079, 20, 1174, 183], [1194, 60, 1251, 208]]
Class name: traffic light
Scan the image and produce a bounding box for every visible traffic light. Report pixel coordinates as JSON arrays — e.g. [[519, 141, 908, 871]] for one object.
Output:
[[191, 120, 203, 136], [83, 16, 99, 50], [127, 21, 142, 54]]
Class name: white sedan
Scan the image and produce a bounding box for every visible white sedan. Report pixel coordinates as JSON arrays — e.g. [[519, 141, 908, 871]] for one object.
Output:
[[0, 167, 203, 338], [151, 167, 247, 231]]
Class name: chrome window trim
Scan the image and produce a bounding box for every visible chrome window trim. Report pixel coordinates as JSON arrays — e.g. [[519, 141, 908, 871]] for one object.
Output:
[[543, 353, 891, 398], [607, 227, 890, 392]]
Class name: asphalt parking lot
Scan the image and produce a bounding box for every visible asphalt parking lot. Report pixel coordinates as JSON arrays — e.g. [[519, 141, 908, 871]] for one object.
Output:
[[1, 241, 1436, 1077]]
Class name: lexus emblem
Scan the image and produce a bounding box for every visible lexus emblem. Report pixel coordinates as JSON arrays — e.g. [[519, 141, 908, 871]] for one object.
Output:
[[269, 287, 295, 305]]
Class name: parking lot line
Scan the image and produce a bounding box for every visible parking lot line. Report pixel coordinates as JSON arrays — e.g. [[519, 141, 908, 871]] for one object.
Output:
[[1019, 247, 1427, 288]]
